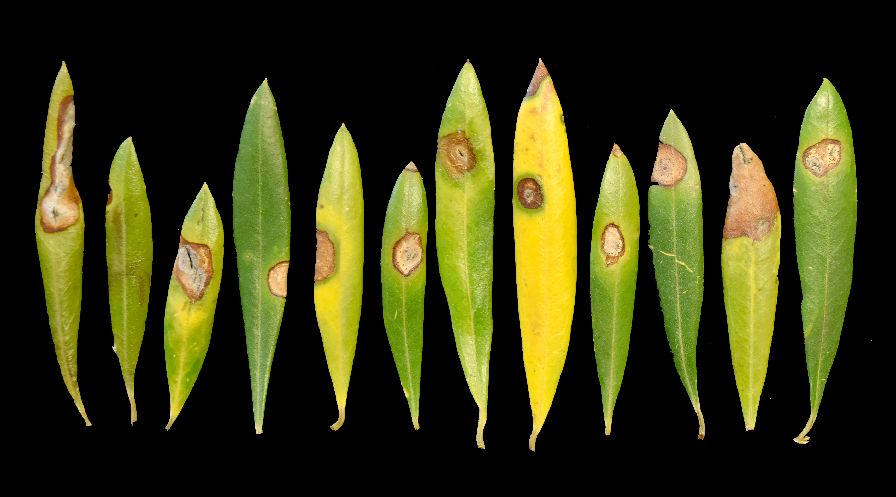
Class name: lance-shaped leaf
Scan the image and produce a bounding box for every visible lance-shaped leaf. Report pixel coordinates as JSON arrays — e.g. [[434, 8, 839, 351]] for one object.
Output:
[[647, 110, 705, 439], [233, 80, 291, 435], [314, 124, 364, 431], [512, 60, 577, 451], [164, 183, 224, 430], [35, 62, 90, 425], [590, 144, 639, 437], [105, 137, 153, 424], [381, 162, 428, 430], [434, 61, 495, 448], [721, 144, 780, 431], [792, 79, 857, 444]]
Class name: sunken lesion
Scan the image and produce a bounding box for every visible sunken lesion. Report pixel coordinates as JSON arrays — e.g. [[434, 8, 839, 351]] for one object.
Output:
[[392, 232, 423, 277], [314, 230, 336, 282], [651, 143, 687, 186], [724, 143, 779, 241], [438, 131, 476, 177], [601, 223, 625, 266], [174, 236, 213, 302], [39, 96, 81, 232], [268, 261, 289, 297], [802, 138, 841, 177], [516, 177, 544, 209]]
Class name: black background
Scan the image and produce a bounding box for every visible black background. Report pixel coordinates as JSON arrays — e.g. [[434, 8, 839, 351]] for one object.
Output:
[[11, 18, 884, 471]]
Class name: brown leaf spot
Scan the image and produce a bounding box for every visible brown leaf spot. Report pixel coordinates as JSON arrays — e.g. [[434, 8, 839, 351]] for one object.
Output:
[[723, 143, 779, 240], [526, 59, 549, 97], [404, 162, 418, 172], [173, 236, 213, 302], [517, 177, 543, 209], [315, 230, 336, 282], [651, 143, 687, 186], [39, 96, 81, 232], [601, 223, 625, 266], [268, 261, 289, 297], [106, 190, 113, 205], [611, 144, 623, 157], [802, 138, 842, 177], [392, 232, 423, 276], [438, 131, 476, 177]]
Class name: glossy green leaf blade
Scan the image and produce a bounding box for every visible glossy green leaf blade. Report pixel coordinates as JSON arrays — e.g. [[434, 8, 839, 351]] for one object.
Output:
[[793, 79, 857, 444], [647, 110, 705, 439], [105, 137, 153, 424], [434, 61, 495, 448], [381, 163, 428, 430], [314, 125, 364, 430], [34, 62, 90, 425], [590, 145, 639, 436], [233, 80, 291, 435], [164, 184, 225, 429]]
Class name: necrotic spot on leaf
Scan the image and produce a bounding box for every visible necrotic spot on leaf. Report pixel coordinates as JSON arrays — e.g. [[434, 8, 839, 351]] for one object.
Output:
[[802, 138, 842, 177], [651, 143, 687, 186], [392, 232, 422, 276], [268, 261, 289, 297], [601, 223, 625, 266], [724, 143, 779, 240], [314, 230, 335, 282], [174, 237, 213, 302], [39, 96, 81, 232], [438, 131, 476, 177], [517, 177, 543, 209]]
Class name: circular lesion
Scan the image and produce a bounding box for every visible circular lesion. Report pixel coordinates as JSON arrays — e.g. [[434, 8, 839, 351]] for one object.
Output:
[[651, 143, 687, 186], [393, 232, 423, 276], [314, 230, 336, 282], [516, 177, 543, 209], [601, 223, 625, 266], [802, 138, 841, 177], [438, 131, 476, 177], [268, 261, 289, 297]]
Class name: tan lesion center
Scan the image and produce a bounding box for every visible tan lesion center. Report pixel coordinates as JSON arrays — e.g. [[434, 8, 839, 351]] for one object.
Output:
[[392, 232, 422, 276], [174, 236, 213, 302], [39, 96, 81, 232], [438, 131, 476, 177], [651, 143, 687, 186], [268, 261, 289, 297], [601, 223, 625, 266], [314, 230, 336, 282], [802, 138, 841, 177], [517, 177, 543, 209]]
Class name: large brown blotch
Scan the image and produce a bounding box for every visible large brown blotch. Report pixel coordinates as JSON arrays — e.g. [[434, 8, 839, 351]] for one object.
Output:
[[802, 138, 842, 177], [39, 96, 81, 232], [601, 223, 625, 266], [723, 143, 779, 240], [268, 261, 289, 297], [517, 177, 543, 209], [315, 230, 336, 282], [174, 236, 213, 302], [651, 143, 687, 186], [392, 232, 423, 277], [438, 131, 476, 177]]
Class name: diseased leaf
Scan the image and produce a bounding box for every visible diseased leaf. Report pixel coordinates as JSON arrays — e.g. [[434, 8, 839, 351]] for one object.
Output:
[[590, 145, 639, 437], [233, 80, 291, 435], [721, 144, 780, 431], [381, 163, 427, 430], [434, 61, 495, 448], [105, 137, 153, 424], [314, 124, 364, 430], [512, 60, 576, 451], [647, 110, 705, 439], [792, 79, 857, 444], [164, 184, 224, 430], [35, 62, 90, 426]]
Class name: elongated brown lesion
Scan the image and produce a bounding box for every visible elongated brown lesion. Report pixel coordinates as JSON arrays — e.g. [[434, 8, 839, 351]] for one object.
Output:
[[651, 143, 687, 186], [174, 236, 213, 302], [802, 138, 841, 177], [39, 96, 81, 232], [314, 230, 335, 282], [438, 131, 476, 177], [393, 232, 422, 276], [724, 143, 779, 240]]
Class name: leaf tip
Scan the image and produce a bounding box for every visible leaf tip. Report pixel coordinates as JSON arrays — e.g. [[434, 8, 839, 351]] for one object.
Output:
[[528, 428, 540, 452], [412, 416, 420, 431], [526, 58, 549, 97], [611, 143, 623, 158], [476, 408, 487, 449], [604, 417, 612, 437], [330, 404, 346, 431], [404, 161, 418, 173], [255, 424, 264, 435], [127, 389, 137, 425], [696, 407, 706, 440]]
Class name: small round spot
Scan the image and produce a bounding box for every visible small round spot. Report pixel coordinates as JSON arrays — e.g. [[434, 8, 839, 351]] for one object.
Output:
[[517, 177, 543, 209]]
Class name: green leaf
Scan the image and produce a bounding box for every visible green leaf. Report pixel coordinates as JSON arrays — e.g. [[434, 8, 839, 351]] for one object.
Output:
[[105, 137, 153, 424], [314, 125, 364, 430], [381, 163, 428, 430], [721, 144, 780, 431], [233, 80, 291, 435], [647, 110, 705, 439], [35, 62, 90, 426], [434, 61, 495, 448], [164, 183, 225, 430], [590, 145, 639, 436], [792, 79, 857, 444]]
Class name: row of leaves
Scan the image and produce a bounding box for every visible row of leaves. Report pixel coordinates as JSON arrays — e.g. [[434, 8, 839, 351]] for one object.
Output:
[[35, 61, 856, 449]]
